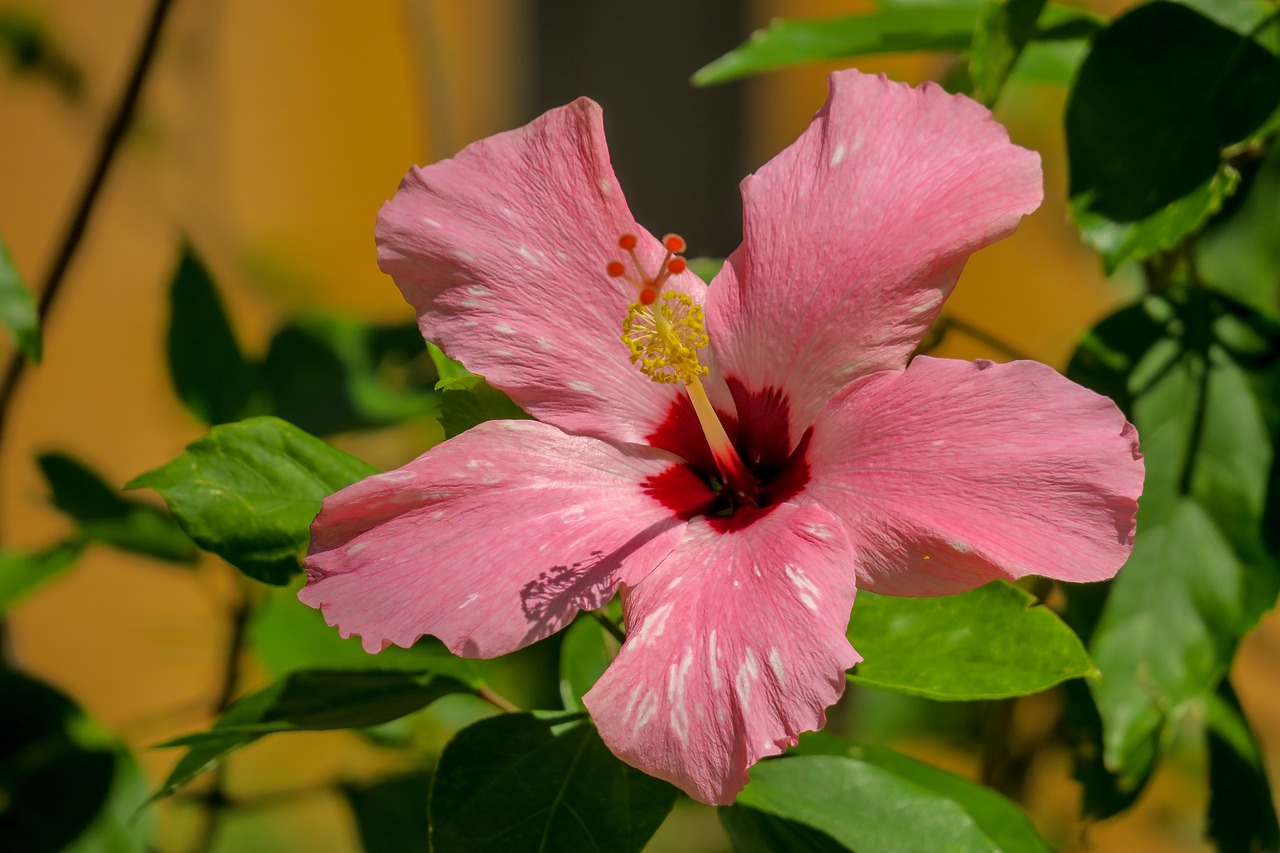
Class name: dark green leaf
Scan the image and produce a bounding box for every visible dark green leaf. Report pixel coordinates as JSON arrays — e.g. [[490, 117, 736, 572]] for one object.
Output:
[[127, 417, 376, 584], [249, 581, 484, 686], [263, 315, 439, 436], [0, 540, 83, 611], [1065, 1, 1280, 268], [167, 245, 256, 425], [37, 452, 197, 563], [0, 234, 39, 361], [558, 615, 615, 711], [724, 736, 1051, 852], [430, 714, 676, 853], [847, 580, 1094, 700], [152, 670, 469, 801], [1205, 680, 1280, 853], [1065, 298, 1171, 416], [969, 0, 1048, 106], [0, 670, 149, 853], [344, 772, 432, 853]]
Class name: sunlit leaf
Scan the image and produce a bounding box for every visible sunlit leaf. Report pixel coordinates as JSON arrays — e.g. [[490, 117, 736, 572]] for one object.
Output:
[[166, 245, 256, 425], [847, 580, 1094, 700], [968, 0, 1047, 106], [127, 417, 376, 584], [558, 615, 615, 711], [430, 713, 675, 853], [152, 670, 469, 802], [426, 342, 528, 438], [722, 734, 1051, 852]]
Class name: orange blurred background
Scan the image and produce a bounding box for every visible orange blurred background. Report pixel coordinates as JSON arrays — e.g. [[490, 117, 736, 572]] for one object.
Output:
[[1, 1, 1276, 850]]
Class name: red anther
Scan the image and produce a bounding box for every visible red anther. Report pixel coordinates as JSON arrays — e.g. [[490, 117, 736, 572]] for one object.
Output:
[[618, 234, 638, 251], [606, 260, 626, 277], [662, 234, 686, 254], [667, 257, 687, 275], [640, 288, 658, 306]]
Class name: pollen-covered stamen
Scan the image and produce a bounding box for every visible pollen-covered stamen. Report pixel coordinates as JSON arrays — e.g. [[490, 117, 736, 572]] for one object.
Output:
[[621, 291, 709, 386]]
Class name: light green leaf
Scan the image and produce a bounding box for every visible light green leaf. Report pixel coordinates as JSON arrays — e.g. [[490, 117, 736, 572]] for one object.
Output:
[[723, 736, 1051, 852], [0, 234, 40, 361], [38, 452, 197, 563], [558, 615, 616, 711], [127, 417, 376, 585], [429, 713, 676, 853], [968, 0, 1048, 106], [151, 670, 469, 802], [847, 580, 1094, 700], [1199, 146, 1280, 322], [426, 343, 528, 438]]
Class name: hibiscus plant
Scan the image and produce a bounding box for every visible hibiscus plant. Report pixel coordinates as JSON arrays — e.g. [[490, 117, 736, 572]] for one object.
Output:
[[2, 2, 1278, 852]]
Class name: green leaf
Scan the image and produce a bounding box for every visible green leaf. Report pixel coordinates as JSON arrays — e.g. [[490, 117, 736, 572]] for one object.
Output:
[[166, 245, 256, 425], [1065, 298, 1171, 416], [1065, 1, 1280, 269], [0, 669, 150, 853], [686, 257, 724, 284], [558, 616, 616, 711], [722, 736, 1051, 852], [847, 580, 1094, 700], [692, 3, 1097, 85], [263, 315, 439, 437], [0, 9, 82, 98], [427, 343, 529, 438], [1088, 347, 1279, 789], [249, 581, 484, 686], [0, 234, 39, 361], [693, 7, 980, 85], [37, 452, 198, 563], [0, 540, 83, 611], [151, 669, 469, 801], [343, 772, 432, 853], [1199, 146, 1280, 322], [968, 0, 1048, 106], [127, 417, 376, 585], [429, 714, 676, 853], [1205, 680, 1280, 853]]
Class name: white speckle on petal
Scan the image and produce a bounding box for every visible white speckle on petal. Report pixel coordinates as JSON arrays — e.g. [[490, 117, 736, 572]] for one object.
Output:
[[460, 299, 480, 309], [501, 207, 515, 220], [638, 603, 674, 646], [800, 522, 833, 541], [346, 542, 367, 556], [455, 249, 474, 263], [769, 647, 786, 686], [598, 178, 613, 195], [380, 470, 416, 484], [517, 245, 543, 267], [735, 648, 760, 707], [494, 348, 513, 357], [633, 690, 658, 731], [537, 337, 555, 351], [948, 539, 972, 555], [567, 380, 595, 394], [560, 506, 586, 524], [784, 564, 820, 612], [421, 216, 441, 228], [459, 593, 479, 609], [830, 142, 846, 166], [493, 323, 517, 335], [708, 630, 721, 689], [668, 648, 693, 746], [467, 285, 490, 297], [556, 251, 571, 263], [732, 579, 740, 589], [465, 459, 494, 469]]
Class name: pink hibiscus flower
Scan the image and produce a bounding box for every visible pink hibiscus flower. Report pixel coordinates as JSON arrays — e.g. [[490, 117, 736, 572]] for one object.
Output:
[[300, 70, 1143, 805]]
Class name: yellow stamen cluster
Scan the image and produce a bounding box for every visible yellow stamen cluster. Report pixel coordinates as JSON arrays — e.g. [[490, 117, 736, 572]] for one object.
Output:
[[621, 291, 709, 385]]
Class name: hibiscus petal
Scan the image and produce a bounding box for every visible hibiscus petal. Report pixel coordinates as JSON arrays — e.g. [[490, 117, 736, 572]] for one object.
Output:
[[376, 98, 713, 449], [300, 421, 714, 657], [707, 70, 1043, 433], [806, 356, 1143, 595], [584, 504, 859, 805]]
